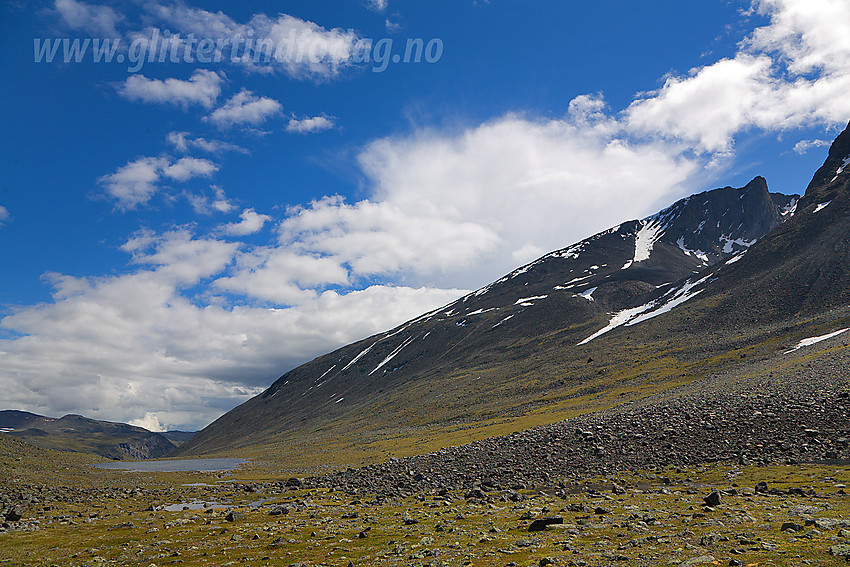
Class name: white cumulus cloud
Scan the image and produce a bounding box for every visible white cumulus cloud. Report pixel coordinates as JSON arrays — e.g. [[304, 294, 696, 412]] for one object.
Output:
[[626, 0, 850, 152], [365, 0, 388, 12], [54, 0, 123, 37], [793, 139, 831, 154], [166, 131, 248, 154], [99, 156, 218, 209], [186, 185, 236, 215], [207, 90, 282, 129], [287, 115, 336, 134], [222, 208, 271, 236], [116, 70, 223, 109], [129, 412, 166, 432], [145, 5, 362, 79]]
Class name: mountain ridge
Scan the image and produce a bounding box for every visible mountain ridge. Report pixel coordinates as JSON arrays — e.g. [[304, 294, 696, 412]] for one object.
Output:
[[175, 171, 804, 459], [0, 410, 193, 460]]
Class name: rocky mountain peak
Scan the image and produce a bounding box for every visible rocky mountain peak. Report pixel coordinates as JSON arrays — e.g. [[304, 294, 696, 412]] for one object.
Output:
[[803, 120, 850, 204]]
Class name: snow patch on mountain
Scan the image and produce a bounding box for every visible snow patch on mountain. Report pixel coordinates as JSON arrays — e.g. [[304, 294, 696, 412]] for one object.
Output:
[[578, 276, 709, 345], [830, 156, 850, 183], [318, 365, 336, 381], [627, 276, 708, 326], [725, 251, 747, 265], [563, 274, 593, 286], [633, 219, 665, 263], [341, 342, 376, 372], [781, 198, 798, 219], [576, 287, 596, 301], [515, 295, 547, 306], [785, 328, 850, 353], [813, 200, 832, 213], [550, 243, 584, 260], [466, 307, 497, 316], [473, 285, 492, 297], [370, 335, 416, 375], [505, 242, 586, 281], [719, 235, 756, 254], [676, 237, 709, 264]]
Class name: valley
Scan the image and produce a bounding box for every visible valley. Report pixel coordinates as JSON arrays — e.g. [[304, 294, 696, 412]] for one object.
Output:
[[3, 361, 850, 566]]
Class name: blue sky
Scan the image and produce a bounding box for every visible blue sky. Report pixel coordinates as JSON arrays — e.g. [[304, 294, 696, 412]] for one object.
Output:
[[1, 0, 849, 431]]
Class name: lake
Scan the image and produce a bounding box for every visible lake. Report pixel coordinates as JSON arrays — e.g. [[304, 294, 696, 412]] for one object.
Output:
[[93, 458, 246, 472]]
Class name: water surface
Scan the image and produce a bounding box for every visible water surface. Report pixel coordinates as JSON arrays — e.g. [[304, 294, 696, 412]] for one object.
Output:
[[93, 458, 246, 472]]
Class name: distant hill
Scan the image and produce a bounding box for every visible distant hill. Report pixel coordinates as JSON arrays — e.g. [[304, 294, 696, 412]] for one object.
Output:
[[161, 430, 196, 446], [0, 410, 184, 460]]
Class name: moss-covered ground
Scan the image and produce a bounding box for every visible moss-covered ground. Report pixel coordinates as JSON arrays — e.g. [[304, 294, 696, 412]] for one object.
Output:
[[3, 445, 849, 567]]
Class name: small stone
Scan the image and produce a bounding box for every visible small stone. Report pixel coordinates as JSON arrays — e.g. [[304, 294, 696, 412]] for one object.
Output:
[[225, 511, 243, 522], [703, 490, 721, 507], [4, 505, 25, 522], [830, 544, 850, 557], [677, 556, 716, 567], [816, 518, 850, 530], [528, 516, 564, 532], [464, 488, 488, 500], [781, 522, 803, 532]]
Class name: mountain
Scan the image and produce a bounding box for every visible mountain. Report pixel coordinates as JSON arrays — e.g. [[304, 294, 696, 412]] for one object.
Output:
[[161, 430, 197, 446], [176, 165, 808, 460], [0, 410, 178, 460], [696, 127, 850, 325]]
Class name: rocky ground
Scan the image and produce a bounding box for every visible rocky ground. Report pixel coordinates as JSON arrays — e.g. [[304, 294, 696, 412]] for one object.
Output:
[[305, 370, 849, 497], [1, 369, 849, 566], [1, 462, 849, 566]]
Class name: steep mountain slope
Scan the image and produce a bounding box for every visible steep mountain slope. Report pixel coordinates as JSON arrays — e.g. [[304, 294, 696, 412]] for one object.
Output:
[[177, 173, 800, 459], [0, 410, 177, 460], [701, 126, 850, 323], [574, 121, 850, 344]]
